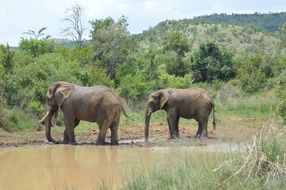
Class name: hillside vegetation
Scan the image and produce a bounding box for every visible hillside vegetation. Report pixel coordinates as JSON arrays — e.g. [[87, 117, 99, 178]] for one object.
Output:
[[135, 18, 285, 56], [0, 12, 286, 131], [192, 12, 286, 32]]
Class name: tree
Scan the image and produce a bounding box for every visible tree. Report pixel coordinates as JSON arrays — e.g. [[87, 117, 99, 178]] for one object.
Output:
[[275, 72, 286, 122], [162, 32, 190, 77], [62, 3, 86, 47], [19, 27, 54, 57], [0, 44, 18, 106], [90, 16, 135, 80], [238, 55, 267, 93], [191, 42, 235, 82], [163, 31, 189, 57], [0, 44, 14, 73], [22, 27, 51, 40], [278, 23, 286, 47]]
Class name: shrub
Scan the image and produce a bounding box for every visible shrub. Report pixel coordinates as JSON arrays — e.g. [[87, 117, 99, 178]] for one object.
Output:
[[0, 105, 33, 131], [238, 55, 267, 93], [164, 52, 191, 77], [19, 39, 55, 57], [275, 72, 286, 122], [191, 42, 236, 82], [156, 71, 191, 89], [85, 66, 115, 88], [16, 53, 83, 115], [118, 73, 148, 102]]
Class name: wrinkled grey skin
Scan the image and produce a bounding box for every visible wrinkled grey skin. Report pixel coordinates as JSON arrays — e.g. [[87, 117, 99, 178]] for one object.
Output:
[[39, 81, 128, 145], [145, 88, 216, 141]]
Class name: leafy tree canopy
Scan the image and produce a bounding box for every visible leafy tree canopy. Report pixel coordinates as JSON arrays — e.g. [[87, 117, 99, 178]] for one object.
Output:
[[89, 16, 135, 80], [191, 42, 235, 82]]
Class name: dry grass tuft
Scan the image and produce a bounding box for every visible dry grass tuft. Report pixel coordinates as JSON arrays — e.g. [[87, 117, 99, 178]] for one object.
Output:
[[214, 124, 286, 185]]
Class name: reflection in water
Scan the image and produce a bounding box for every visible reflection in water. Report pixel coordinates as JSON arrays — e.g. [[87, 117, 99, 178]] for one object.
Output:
[[0, 143, 240, 190]]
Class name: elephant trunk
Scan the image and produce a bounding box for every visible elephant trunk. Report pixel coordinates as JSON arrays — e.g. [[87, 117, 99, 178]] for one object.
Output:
[[39, 110, 58, 144], [144, 108, 152, 142]]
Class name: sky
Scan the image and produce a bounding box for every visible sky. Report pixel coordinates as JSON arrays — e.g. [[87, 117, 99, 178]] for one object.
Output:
[[0, 0, 286, 46]]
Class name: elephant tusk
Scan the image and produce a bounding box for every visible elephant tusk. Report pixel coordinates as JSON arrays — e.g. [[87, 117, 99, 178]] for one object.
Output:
[[38, 111, 50, 124]]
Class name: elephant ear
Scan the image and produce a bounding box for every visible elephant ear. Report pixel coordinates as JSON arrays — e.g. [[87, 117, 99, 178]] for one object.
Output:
[[160, 90, 170, 109], [54, 83, 74, 108]]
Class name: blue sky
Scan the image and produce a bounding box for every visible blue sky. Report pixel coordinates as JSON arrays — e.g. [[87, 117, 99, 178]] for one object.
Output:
[[0, 0, 286, 46]]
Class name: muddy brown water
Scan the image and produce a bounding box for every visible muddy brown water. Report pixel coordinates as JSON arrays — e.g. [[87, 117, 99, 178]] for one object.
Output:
[[0, 143, 243, 190]]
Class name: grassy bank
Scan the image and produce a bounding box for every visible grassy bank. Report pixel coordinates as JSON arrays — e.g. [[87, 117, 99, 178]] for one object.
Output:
[[122, 125, 286, 190]]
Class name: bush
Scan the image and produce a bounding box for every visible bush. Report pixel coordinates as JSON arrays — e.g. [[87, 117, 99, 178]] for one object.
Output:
[[16, 53, 83, 115], [85, 66, 115, 88], [164, 52, 191, 77], [156, 71, 191, 89], [238, 55, 267, 93], [118, 73, 148, 102], [19, 39, 55, 57], [191, 42, 236, 82], [275, 72, 286, 122], [0, 105, 33, 132]]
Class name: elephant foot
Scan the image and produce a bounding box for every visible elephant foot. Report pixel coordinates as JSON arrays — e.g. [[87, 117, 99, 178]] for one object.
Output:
[[95, 141, 106, 146], [69, 141, 78, 145], [110, 141, 119, 146], [48, 141, 59, 144], [195, 134, 202, 139], [169, 135, 179, 139], [50, 140, 60, 144], [195, 134, 208, 139], [61, 140, 77, 145]]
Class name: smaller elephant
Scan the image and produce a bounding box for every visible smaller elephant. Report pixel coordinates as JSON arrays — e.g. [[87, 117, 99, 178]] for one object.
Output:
[[38, 81, 128, 145], [145, 88, 216, 141]]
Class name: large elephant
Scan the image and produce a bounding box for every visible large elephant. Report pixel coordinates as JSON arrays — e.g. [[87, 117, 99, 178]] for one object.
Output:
[[144, 88, 216, 141], [38, 81, 128, 145]]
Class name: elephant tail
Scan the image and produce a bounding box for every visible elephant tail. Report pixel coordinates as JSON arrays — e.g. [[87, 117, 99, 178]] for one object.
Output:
[[119, 98, 129, 118], [121, 106, 129, 118], [212, 104, 216, 130]]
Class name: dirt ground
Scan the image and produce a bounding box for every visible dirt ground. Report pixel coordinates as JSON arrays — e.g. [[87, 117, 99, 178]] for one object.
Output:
[[0, 117, 280, 148]]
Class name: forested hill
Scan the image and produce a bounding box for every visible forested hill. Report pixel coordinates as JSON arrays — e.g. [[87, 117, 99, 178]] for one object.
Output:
[[192, 12, 286, 32], [135, 18, 285, 56]]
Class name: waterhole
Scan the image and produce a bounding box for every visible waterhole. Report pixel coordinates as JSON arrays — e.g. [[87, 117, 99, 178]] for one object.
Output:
[[0, 143, 242, 190]]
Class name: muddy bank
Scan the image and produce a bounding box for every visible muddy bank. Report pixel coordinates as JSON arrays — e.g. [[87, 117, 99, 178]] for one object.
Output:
[[0, 117, 271, 148]]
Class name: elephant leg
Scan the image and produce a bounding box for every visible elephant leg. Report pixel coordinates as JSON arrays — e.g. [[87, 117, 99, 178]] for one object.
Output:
[[64, 117, 76, 145], [174, 116, 180, 138], [110, 121, 119, 145], [96, 121, 109, 145], [201, 119, 208, 137], [195, 122, 203, 138], [63, 119, 79, 144], [63, 129, 69, 144], [167, 111, 179, 139]]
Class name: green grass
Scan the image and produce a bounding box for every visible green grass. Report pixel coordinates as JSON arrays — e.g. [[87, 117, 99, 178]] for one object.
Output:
[[218, 92, 277, 119]]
